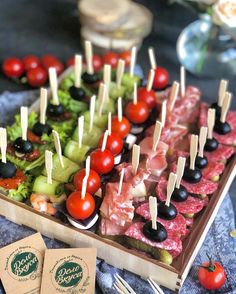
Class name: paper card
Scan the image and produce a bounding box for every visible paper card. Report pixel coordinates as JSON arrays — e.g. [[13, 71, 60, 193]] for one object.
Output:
[[40, 248, 97, 294], [0, 233, 46, 294]]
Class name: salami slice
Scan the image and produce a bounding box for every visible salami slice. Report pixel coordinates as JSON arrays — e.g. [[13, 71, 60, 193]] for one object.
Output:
[[228, 111, 236, 129], [202, 161, 225, 181], [213, 130, 236, 147], [205, 144, 235, 162], [181, 178, 218, 196], [185, 218, 194, 227]]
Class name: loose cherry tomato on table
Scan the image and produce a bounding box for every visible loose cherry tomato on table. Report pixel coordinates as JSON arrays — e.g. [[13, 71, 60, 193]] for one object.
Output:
[[41, 54, 64, 75], [73, 169, 101, 194], [90, 149, 114, 174], [23, 55, 41, 71], [119, 51, 131, 67], [153, 67, 169, 89], [98, 132, 123, 156], [111, 116, 131, 139], [125, 101, 149, 124], [26, 67, 47, 87], [103, 51, 118, 68], [66, 191, 95, 220], [2, 57, 24, 78], [138, 87, 157, 109], [198, 254, 226, 290]]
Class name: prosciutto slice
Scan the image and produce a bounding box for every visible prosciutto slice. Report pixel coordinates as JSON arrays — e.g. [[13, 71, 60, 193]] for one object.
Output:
[[99, 218, 131, 236]]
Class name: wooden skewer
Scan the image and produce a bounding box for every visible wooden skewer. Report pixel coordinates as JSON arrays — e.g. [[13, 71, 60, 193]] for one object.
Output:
[[131, 144, 140, 175], [207, 108, 215, 139], [52, 130, 64, 168], [166, 172, 177, 207], [146, 69, 155, 92], [148, 47, 157, 69], [198, 127, 208, 158], [108, 112, 112, 136], [85, 40, 94, 74], [116, 59, 125, 88], [74, 54, 82, 88], [176, 157, 186, 189], [180, 66, 186, 98], [39, 88, 47, 125], [169, 81, 180, 111], [118, 167, 125, 196], [133, 82, 137, 105], [152, 121, 162, 152], [89, 95, 96, 132], [45, 150, 53, 184], [218, 79, 228, 107], [0, 128, 7, 163], [98, 83, 106, 116], [21, 106, 28, 141], [85, 155, 90, 178], [149, 196, 157, 230], [220, 92, 232, 123], [129, 46, 137, 77], [49, 67, 59, 105], [78, 116, 84, 149], [101, 130, 109, 152], [117, 97, 122, 122], [190, 135, 198, 170], [161, 100, 167, 127], [103, 64, 111, 101], [81, 175, 88, 200]]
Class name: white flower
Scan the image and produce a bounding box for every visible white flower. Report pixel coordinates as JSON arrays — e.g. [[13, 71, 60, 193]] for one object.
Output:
[[212, 0, 236, 28]]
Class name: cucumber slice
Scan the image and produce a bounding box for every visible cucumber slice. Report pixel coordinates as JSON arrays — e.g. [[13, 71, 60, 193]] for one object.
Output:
[[95, 98, 115, 114], [42, 154, 80, 183], [64, 140, 90, 164], [122, 73, 141, 94], [109, 82, 126, 100], [72, 122, 102, 148], [84, 111, 108, 129], [33, 175, 64, 195]]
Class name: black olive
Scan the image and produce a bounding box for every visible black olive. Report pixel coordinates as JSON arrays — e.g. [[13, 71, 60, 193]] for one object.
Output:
[[143, 220, 167, 242], [47, 103, 64, 117], [69, 86, 86, 101], [172, 185, 188, 202], [0, 161, 17, 178], [211, 102, 221, 118], [214, 120, 231, 135], [183, 166, 202, 183], [82, 72, 99, 84], [13, 137, 33, 154], [204, 138, 219, 152], [32, 122, 52, 137], [195, 155, 208, 169], [158, 201, 177, 220]]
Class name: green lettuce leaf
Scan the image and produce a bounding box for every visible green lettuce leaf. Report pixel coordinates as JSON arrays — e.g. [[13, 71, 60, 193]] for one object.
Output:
[[6, 154, 45, 173], [58, 90, 88, 114]]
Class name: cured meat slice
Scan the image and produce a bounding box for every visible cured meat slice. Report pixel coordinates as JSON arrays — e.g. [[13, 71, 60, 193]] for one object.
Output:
[[99, 218, 130, 236], [228, 111, 236, 128], [213, 130, 236, 146], [205, 144, 235, 162], [181, 178, 218, 196], [185, 218, 194, 227]]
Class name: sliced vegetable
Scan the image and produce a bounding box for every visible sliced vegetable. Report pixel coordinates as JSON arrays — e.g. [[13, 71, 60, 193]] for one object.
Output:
[[32, 175, 64, 196], [64, 140, 90, 164]]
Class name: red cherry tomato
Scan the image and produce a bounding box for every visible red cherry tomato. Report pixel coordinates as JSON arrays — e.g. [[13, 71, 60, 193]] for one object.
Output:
[[119, 51, 131, 67], [41, 55, 64, 75], [73, 169, 101, 194], [138, 87, 157, 109], [103, 51, 118, 68], [153, 67, 169, 89], [26, 67, 47, 87], [23, 55, 41, 71], [66, 57, 74, 68], [66, 191, 95, 220], [198, 254, 226, 290], [2, 57, 24, 78], [93, 54, 103, 72], [111, 116, 131, 139], [90, 149, 114, 174], [98, 132, 123, 156], [125, 101, 149, 124]]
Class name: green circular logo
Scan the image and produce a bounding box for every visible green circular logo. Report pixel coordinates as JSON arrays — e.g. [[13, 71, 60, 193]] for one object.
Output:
[[11, 252, 38, 277], [55, 261, 83, 288]]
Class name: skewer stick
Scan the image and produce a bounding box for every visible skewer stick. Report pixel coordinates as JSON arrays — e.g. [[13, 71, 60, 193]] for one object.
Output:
[[207, 108, 215, 139], [49, 68, 59, 105], [198, 127, 208, 158], [169, 82, 180, 111], [89, 95, 96, 132], [116, 59, 125, 88], [180, 66, 186, 98], [176, 157, 186, 189], [21, 106, 28, 141], [117, 97, 123, 122], [118, 168, 125, 196], [108, 112, 112, 136], [220, 92, 231, 123], [85, 155, 90, 178], [98, 83, 106, 116], [103, 64, 111, 101], [149, 196, 157, 230], [45, 150, 53, 184], [190, 135, 198, 170], [132, 144, 140, 175], [166, 172, 177, 207], [85, 40, 94, 74], [81, 175, 88, 200], [74, 54, 82, 88], [129, 47, 137, 77], [152, 121, 162, 151], [161, 100, 167, 127], [146, 69, 155, 92], [0, 128, 7, 163], [78, 116, 84, 149], [148, 47, 157, 69], [52, 130, 64, 168], [218, 79, 228, 107], [39, 88, 47, 125], [133, 82, 137, 105], [101, 130, 109, 152]]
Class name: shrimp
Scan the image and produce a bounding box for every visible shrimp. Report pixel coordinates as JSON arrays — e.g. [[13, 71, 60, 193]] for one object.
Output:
[[30, 193, 57, 216]]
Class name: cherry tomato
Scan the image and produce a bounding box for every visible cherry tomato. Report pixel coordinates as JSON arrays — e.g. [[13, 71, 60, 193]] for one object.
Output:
[[103, 51, 118, 68], [66, 57, 75, 68], [73, 169, 100, 194], [198, 254, 226, 290], [0, 170, 26, 190], [119, 51, 131, 67], [93, 54, 103, 72], [2, 57, 24, 78], [138, 87, 157, 109], [26, 67, 47, 87], [153, 67, 169, 89], [66, 191, 95, 220], [98, 132, 123, 156], [41, 55, 64, 75], [125, 101, 149, 124], [111, 116, 130, 139], [90, 149, 114, 174], [23, 55, 41, 71]]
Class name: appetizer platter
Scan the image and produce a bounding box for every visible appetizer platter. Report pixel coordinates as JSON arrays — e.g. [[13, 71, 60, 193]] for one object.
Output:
[[0, 41, 235, 292]]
